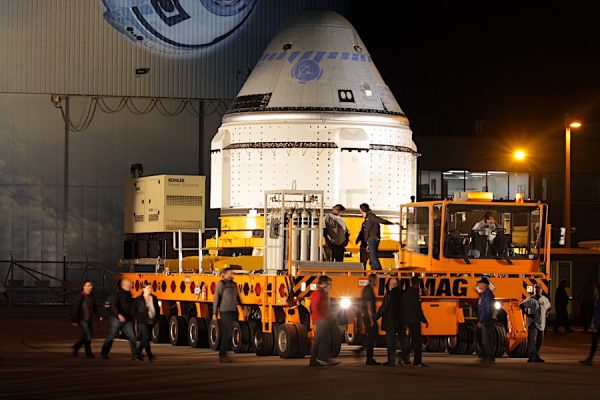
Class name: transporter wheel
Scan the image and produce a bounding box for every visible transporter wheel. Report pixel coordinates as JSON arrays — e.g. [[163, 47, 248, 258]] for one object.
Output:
[[152, 315, 169, 343], [507, 337, 529, 358], [425, 336, 446, 353], [188, 317, 209, 348], [169, 315, 188, 346], [232, 321, 251, 353], [447, 335, 459, 354], [275, 324, 299, 359], [254, 328, 275, 356], [463, 323, 476, 355], [293, 323, 309, 358], [208, 319, 220, 351], [246, 320, 259, 353], [344, 330, 364, 346], [493, 322, 507, 358]]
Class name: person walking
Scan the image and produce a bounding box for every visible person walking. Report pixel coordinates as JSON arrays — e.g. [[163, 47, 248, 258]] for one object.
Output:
[[213, 267, 242, 363], [309, 275, 338, 367], [578, 278, 595, 333], [400, 276, 429, 367], [359, 203, 397, 271], [100, 279, 139, 360], [553, 279, 573, 334], [377, 277, 402, 367], [132, 282, 160, 362], [580, 283, 600, 366], [520, 283, 550, 362], [71, 281, 98, 358], [476, 277, 495, 366], [323, 204, 349, 262], [354, 274, 381, 365]]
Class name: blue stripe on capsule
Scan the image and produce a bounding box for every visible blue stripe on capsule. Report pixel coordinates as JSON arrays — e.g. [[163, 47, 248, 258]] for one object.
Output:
[[341, 52, 349, 60], [328, 52, 338, 59], [314, 51, 326, 63], [352, 53, 359, 61], [268, 53, 278, 60], [287, 51, 301, 63], [360, 54, 366, 61], [299, 51, 314, 61], [276, 52, 286, 60]]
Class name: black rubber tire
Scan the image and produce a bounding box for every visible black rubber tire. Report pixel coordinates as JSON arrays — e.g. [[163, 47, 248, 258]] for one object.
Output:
[[247, 320, 259, 353], [507, 337, 529, 358], [493, 322, 507, 358], [254, 328, 275, 356], [344, 330, 364, 346], [232, 321, 252, 353], [169, 315, 188, 346], [293, 323, 309, 358], [463, 323, 476, 355], [447, 335, 460, 354], [425, 336, 446, 353], [208, 319, 220, 351], [275, 324, 299, 359], [152, 315, 169, 343], [188, 317, 209, 348]]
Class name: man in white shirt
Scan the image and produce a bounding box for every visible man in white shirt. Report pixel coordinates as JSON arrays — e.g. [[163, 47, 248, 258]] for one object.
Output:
[[520, 283, 551, 362]]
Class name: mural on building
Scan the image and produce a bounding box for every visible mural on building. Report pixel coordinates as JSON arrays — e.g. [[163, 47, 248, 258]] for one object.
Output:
[[102, 0, 257, 53]]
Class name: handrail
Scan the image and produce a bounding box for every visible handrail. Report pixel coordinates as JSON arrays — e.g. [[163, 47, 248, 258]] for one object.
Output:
[[171, 228, 220, 273]]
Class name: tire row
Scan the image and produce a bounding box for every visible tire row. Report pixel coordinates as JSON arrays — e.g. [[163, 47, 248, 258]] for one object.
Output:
[[151, 315, 314, 358]]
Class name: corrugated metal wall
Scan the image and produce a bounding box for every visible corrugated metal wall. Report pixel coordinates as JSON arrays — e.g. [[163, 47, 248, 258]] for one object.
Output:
[[0, 0, 350, 99], [0, 0, 350, 300]]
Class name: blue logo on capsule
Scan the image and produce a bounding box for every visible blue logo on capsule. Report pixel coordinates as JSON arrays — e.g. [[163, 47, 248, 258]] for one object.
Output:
[[291, 59, 323, 84]]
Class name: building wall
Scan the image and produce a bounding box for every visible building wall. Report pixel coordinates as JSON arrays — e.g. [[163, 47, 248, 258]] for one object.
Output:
[[0, 1, 351, 294]]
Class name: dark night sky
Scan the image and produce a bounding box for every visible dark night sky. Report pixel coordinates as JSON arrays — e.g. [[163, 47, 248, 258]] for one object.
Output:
[[350, 1, 600, 140]]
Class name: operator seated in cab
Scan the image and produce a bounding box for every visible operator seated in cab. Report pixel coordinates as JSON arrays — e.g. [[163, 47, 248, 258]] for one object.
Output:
[[468, 212, 497, 258]]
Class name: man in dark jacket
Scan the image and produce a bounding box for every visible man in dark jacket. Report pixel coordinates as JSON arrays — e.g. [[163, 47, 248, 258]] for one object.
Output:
[[477, 277, 495, 365], [400, 276, 429, 367], [359, 203, 396, 270], [553, 279, 572, 334], [377, 277, 402, 366], [132, 282, 160, 362], [100, 279, 139, 360], [354, 274, 380, 365], [324, 204, 349, 262], [213, 267, 242, 363], [71, 280, 98, 358]]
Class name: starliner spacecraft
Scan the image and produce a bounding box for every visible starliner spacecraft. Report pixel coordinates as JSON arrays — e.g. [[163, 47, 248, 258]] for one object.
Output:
[[211, 10, 418, 214]]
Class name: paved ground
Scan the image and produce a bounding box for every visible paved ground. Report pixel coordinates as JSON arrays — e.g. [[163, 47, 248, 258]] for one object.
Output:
[[1, 313, 599, 400]]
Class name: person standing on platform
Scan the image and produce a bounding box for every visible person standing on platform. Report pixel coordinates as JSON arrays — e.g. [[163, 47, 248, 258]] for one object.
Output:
[[377, 277, 402, 367], [401, 276, 429, 367], [323, 204, 349, 262], [520, 283, 550, 362], [580, 283, 600, 366], [476, 277, 495, 366], [71, 281, 98, 358], [213, 267, 242, 363], [554, 279, 572, 334], [359, 203, 396, 270], [100, 279, 139, 360], [132, 282, 160, 362], [354, 274, 381, 365], [309, 275, 338, 367]]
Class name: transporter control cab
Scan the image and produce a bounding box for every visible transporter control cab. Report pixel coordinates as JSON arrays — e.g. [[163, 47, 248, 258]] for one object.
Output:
[[392, 192, 551, 356]]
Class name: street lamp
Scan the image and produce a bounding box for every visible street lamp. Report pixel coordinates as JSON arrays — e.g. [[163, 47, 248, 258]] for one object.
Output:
[[565, 121, 582, 247], [512, 149, 527, 198]]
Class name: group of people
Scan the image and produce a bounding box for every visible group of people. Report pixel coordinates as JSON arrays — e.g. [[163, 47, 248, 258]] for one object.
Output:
[[308, 273, 428, 368], [71, 279, 159, 362], [323, 203, 397, 270], [71, 271, 600, 368]]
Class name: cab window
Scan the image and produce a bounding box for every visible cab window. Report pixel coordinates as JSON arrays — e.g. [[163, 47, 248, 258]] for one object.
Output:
[[402, 206, 429, 255]]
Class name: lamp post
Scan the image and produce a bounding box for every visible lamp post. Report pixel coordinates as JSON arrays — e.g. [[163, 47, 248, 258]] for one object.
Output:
[[565, 121, 582, 248], [513, 149, 526, 199]]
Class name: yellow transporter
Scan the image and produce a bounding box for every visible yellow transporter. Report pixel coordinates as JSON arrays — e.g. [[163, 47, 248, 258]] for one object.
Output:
[[116, 189, 550, 359], [392, 194, 550, 356]]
